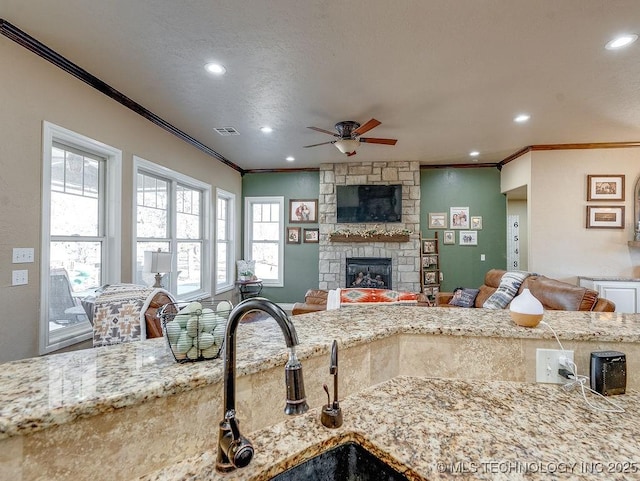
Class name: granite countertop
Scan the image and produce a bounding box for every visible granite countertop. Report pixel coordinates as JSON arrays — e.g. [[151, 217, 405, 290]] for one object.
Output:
[[137, 376, 640, 481], [2, 307, 640, 440], [578, 276, 640, 282]]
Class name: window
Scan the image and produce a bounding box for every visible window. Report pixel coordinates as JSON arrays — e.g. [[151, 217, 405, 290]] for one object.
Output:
[[134, 157, 211, 299], [41, 122, 122, 354], [244, 197, 284, 287], [216, 188, 235, 293]]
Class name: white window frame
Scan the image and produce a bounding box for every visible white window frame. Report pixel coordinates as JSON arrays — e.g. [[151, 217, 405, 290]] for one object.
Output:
[[133, 156, 212, 300], [244, 196, 284, 287], [40, 121, 122, 354], [216, 188, 236, 294]]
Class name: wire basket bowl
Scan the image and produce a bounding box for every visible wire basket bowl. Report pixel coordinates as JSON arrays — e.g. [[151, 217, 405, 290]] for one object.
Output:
[[159, 299, 232, 363]]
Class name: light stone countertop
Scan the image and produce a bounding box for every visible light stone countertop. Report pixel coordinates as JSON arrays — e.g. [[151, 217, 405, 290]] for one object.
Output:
[[1, 307, 640, 440], [578, 276, 640, 282], [137, 376, 640, 481]]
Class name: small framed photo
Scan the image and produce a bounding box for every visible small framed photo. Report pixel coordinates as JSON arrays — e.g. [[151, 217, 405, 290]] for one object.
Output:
[[424, 271, 438, 285], [587, 175, 625, 201], [422, 239, 437, 254], [422, 255, 438, 267], [459, 230, 478, 246], [470, 216, 483, 230], [443, 231, 455, 245], [289, 199, 318, 223], [450, 207, 470, 229], [286, 227, 301, 244], [303, 228, 320, 243], [586, 206, 625, 229], [428, 212, 447, 229]]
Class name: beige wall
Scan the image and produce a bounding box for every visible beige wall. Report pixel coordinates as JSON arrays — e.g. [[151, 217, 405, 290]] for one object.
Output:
[[507, 148, 640, 283], [0, 38, 242, 363]]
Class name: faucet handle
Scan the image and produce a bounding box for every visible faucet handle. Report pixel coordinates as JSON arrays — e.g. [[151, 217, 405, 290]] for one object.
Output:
[[219, 413, 254, 469]]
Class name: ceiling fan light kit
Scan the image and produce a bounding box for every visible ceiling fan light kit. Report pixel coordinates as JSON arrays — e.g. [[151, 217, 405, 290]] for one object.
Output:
[[304, 118, 397, 156]]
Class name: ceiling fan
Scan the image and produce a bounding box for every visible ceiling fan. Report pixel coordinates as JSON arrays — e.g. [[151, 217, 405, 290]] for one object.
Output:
[[304, 118, 397, 156]]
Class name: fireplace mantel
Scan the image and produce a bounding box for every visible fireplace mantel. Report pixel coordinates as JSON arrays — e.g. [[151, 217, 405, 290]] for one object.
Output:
[[329, 234, 410, 243]]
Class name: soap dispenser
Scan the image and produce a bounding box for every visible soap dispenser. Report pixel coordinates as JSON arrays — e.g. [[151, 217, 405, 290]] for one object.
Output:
[[321, 340, 343, 428]]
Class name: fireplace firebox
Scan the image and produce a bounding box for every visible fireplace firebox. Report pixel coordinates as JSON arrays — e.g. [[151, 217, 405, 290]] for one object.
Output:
[[345, 257, 392, 289]]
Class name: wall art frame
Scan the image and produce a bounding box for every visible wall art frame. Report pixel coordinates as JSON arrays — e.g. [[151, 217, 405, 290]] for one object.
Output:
[[428, 212, 447, 229], [303, 228, 320, 243], [450, 206, 470, 229], [586, 205, 625, 229], [587, 175, 625, 201], [286, 226, 301, 244], [289, 199, 318, 223], [422, 239, 437, 253], [443, 231, 455, 245], [470, 216, 483, 230], [459, 230, 478, 246]]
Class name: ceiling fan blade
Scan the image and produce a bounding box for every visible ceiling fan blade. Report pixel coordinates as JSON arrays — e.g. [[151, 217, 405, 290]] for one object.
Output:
[[352, 118, 381, 136], [359, 137, 397, 145], [303, 141, 336, 148], [307, 126, 339, 136]]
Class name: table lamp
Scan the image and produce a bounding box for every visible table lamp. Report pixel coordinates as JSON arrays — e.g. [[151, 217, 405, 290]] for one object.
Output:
[[144, 249, 172, 288]]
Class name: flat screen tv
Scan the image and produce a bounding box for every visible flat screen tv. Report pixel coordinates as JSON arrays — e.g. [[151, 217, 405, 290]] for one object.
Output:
[[336, 184, 402, 223]]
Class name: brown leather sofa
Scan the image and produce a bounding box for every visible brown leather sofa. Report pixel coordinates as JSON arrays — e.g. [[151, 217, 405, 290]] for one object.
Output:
[[435, 269, 615, 312], [292, 289, 431, 316]]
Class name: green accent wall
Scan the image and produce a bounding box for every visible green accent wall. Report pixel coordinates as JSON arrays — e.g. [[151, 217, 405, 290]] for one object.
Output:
[[420, 168, 506, 291], [242, 172, 320, 303]]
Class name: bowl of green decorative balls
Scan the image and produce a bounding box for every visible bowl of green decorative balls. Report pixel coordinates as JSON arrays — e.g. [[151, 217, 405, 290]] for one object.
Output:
[[160, 300, 231, 362]]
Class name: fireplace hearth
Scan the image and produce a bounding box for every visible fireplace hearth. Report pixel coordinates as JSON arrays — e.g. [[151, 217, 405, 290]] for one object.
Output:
[[346, 257, 392, 289]]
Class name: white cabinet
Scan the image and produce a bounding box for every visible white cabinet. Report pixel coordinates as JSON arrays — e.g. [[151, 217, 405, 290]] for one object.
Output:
[[578, 277, 640, 313]]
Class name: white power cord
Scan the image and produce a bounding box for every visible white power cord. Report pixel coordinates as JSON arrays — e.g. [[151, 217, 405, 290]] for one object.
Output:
[[539, 321, 625, 414]]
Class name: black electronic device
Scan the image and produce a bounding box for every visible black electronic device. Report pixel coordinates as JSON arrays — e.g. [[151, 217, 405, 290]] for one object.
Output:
[[336, 184, 402, 223], [590, 351, 626, 396]]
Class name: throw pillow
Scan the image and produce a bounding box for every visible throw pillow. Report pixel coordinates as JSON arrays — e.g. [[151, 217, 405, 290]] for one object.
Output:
[[482, 271, 530, 309], [449, 287, 480, 308]]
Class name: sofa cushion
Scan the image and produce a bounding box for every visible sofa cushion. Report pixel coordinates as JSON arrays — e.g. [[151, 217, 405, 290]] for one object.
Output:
[[449, 288, 480, 308], [525, 276, 598, 311], [483, 271, 531, 309]]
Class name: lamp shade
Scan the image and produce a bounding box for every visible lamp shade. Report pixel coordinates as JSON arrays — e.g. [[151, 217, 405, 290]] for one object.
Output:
[[144, 250, 172, 273], [334, 139, 359, 155]]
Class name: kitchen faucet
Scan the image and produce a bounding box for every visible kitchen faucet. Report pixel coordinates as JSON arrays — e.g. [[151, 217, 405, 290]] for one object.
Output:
[[215, 298, 309, 472]]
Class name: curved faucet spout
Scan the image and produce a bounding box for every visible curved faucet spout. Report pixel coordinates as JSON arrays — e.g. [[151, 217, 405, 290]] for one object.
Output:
[[216, 297, 308, 472]]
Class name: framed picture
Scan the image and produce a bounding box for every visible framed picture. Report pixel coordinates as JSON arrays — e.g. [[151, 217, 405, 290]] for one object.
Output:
[[586, 206, 625, 229], [470, 216, 483, 230], [443, 231, 455, 245], [286, 226, 301, 244], [587, 175, 625, 201], [450, 207, 470, 229], [289, 199, 318, 223], [428, 212, 447, 229], [303, 228, 320, 243], [422, 239, 437, 254], [423, 271, 438, 285], [459, 230, 478, 246], [422, 255, 438, 267]]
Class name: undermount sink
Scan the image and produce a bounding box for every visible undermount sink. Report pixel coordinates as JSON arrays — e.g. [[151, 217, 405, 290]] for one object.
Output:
[[269, 442, 411, 481]]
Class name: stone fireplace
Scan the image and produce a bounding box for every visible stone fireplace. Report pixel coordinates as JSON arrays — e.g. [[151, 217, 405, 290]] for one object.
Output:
[[318, 161, 421, 292]]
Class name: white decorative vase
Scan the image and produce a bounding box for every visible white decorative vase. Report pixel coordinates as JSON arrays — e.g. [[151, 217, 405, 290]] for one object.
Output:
[[509, 288, 544, 328]]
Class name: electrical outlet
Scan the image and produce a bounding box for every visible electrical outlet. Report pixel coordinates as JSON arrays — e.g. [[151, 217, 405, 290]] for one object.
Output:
[[12, 270, 28, 286], [536, 348, 574, 384]]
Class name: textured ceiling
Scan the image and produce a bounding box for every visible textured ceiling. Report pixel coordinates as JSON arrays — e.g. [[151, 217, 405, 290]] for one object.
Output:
[[3, 0, 640, 171]]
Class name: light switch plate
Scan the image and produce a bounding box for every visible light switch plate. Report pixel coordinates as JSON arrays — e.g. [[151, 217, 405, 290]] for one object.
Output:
[[12, 248, 34, 263], [12, 270, 28, 286]]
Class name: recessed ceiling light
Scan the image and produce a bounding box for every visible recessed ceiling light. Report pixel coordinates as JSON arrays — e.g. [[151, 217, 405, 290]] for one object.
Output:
[[514, 114, 530, 123], [469, 151, 479, 157], [286, 156, 295, 162], [605, 34, 638, 50], [204, 62, 226, 75], [260, 126, 273, 133]]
